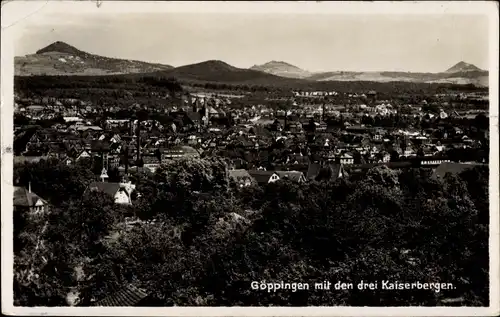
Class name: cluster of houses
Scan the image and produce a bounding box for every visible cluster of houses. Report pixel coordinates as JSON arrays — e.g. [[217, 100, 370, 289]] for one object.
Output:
[[13, 89, 488, 212], [292, 90, 339, 97], [13, 157, 486, 219]]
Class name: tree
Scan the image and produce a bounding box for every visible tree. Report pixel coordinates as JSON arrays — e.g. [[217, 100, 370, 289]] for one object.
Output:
[[14, 159, 96, 205], [422, 104, 439, 114], [14, 114, 31, 126], [416, 147, 424, 157], [390, 150, 400, 162], [353, 150, 362, 164], [14, 149, 489, 306], [14, 191, 121, 306], [473, 114, 488, 131]]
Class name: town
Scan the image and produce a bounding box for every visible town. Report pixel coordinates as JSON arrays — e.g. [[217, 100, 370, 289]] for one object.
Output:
[[13, 78, 489, 196]]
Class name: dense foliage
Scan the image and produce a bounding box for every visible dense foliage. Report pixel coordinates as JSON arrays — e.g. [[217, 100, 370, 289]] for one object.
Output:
[[13, 158, 489, 306], [15, 74, 487, 100]]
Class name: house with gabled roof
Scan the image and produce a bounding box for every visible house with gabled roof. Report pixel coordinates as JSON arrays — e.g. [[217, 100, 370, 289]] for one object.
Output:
[[307, 163, 347, 182], [161, 145, 200, 160], [340, 153, 354, 165], [76, 150, 91, 161], [142, 155, 161, 173], [274, 171, 307, 183], [86, 181, 135, 205], [229, 169, 257, 187], [286, 153, 310, 166], [248, 170, 276, 185], [13, 185, 49, 215]]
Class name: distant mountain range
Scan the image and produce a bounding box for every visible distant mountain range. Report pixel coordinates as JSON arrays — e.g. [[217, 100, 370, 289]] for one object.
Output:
[[15, 41, 489, 87], [251, 60, 488, 87]]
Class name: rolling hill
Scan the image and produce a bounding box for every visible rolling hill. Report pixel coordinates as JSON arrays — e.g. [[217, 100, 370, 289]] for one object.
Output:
[[250, 61, 312, 79], [306, 69, 488, 87], [445, 61, 484, 73], [249, 60, 488, 87], [15, 41, 174, 76], [159, 60, 305, 86]]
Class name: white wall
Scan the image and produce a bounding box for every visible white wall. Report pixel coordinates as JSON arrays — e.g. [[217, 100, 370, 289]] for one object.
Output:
[[114, 190, 131, 205]]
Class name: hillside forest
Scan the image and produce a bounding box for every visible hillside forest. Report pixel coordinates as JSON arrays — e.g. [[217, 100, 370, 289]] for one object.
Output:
[[13, 158, 489, 306]]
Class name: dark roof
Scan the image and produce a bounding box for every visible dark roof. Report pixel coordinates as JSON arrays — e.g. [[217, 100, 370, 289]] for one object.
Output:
[[91, 140, 111, 152], [248, 170, 275, 184], [307, 163, 322, 179], [310, 152, 322, 162], [346, 125, 372, 132], [13, 186, 47, 207], [289, 154, 310, 165], [385, 161, 414, 169], [275, 171, 305, 182], [47, 142, 65, 153], [93, 284, 148, 307], [273, 164, 309, 174], [186, 111, 201, 122], [432, 162, 481, 180], [229, 169, 253, 180], [88, 182, 122, 197], [307, 163, 344, 181]]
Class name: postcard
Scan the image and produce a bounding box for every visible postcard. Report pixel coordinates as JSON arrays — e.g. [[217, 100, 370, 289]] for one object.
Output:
[[1, 1, 498, 316]]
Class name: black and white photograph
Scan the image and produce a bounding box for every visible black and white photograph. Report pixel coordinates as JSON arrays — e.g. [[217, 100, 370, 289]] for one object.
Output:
[[1, 1, 499, 315]]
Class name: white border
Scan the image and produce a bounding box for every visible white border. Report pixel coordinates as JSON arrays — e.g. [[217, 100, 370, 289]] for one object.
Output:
[[1, 1, 499, 316]]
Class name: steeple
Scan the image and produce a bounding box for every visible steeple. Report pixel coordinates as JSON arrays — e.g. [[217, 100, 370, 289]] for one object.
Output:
[[100, 167, 109, 182]]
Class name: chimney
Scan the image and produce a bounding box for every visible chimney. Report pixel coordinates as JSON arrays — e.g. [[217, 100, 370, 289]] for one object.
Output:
[[28, 181, 31, 193]]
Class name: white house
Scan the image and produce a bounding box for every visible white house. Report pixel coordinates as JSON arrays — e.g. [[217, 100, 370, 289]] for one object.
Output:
[[383, 153, 391, 163], [340, 153, 354, 165], [268, 172, 281, 183], [247, 170, 306, 185], [63, 116, 83, 123], [404, 148, 416, 157], [76, 150, 91, 161], [87, 182, 136, 205]]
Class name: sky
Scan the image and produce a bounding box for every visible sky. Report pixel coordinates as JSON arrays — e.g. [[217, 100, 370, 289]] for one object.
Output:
[[11, 5, 490, 73]]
